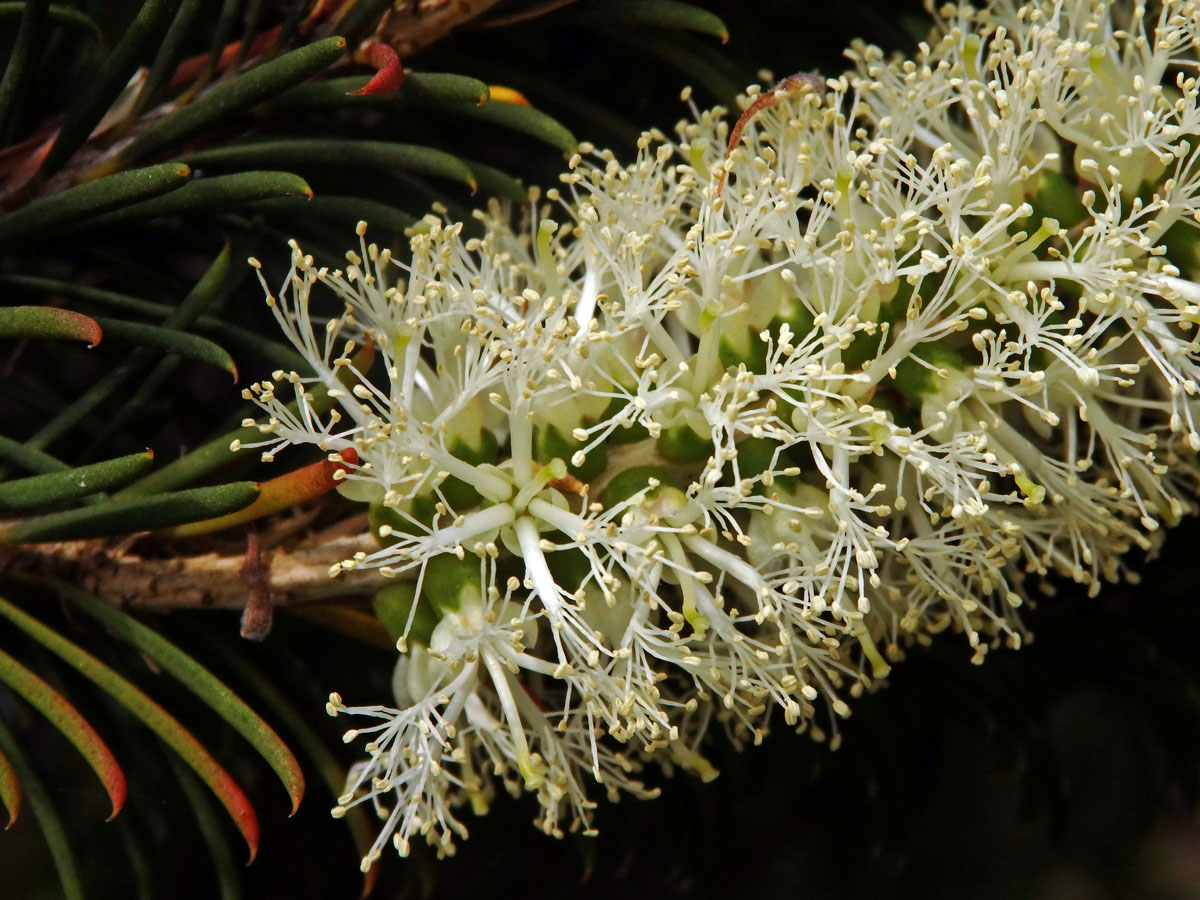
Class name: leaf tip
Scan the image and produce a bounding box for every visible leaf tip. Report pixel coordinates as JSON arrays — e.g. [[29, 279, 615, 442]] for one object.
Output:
[[1, 784, 19, 830], [488, 85, 530, 106], [104, 762, 128, 821]]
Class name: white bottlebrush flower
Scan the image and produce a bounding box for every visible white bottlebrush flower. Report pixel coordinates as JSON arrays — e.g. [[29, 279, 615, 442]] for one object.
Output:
[[244, 0, 1200, 866]]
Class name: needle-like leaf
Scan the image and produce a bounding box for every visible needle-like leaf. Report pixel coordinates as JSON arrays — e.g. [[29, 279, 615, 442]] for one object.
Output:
[[0, 449, 153, 511], [118, 341, 374, 497], [0, 306, 102, 346], [573, 1, 729, 42], [180, 140, 477, 192], [0, 646, 127, 818], [0, 716, 83, 900], [213, 639, 381, 897], [0, 481, 260, 543], [0, 163, 191, 245], [0, 594, 261, 861], [0, 0, 48, 138], [38, 0, 183, 176], [119, 36, 348, 166], [51, 579, 306, 816], [0, 742, 19, 828], [448, 99, 577, 153], [91, 317, 238, 379], [80, 171, 313, 228]]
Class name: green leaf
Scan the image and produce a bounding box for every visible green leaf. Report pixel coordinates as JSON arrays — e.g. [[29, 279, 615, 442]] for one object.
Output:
[[401, 71, 491, 105], [180, 140, 478, 191], [0, 306, 102, 346], [53, 579, 305, 816], [0, 594, 261, 861], [81, 171, 313, 228], [0, 716, 84, 900], [276, 72, 490, 107], [623, 35, 743, 102], [21, 243, 230, 454], [133, 0, 205, 115], [0, 0, 48, 138], [243, 194, 415, 234], [0, 450, 153, 511], [38, 0, 183, 177], [576, 1, 729, 42], [0, 742, 19, 828], [192, 0, 242, 91], [0, 2, 99, 36], [120, 36, 347, 166], [0, 162, 191, 245], [115, 424, 264, 498], [0, 434, 66, 475], [448, 100, 577, 153], [0, 646, 127, 818], [0, 274, 308, 372], [91, 317, 238, 378], [0, 481, 260, 543]]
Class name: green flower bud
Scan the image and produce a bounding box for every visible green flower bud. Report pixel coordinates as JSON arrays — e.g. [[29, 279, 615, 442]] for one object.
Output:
[[373, 582, 441, 649], [892, 342, 966, 403], [600, 465, 685, 509], [534, 422, 607, 481], [1022, 169, 1087, 231], [422, 553, 481, 613], [369, 498, 435, 545], [600, 395, 650, 444], [656, 423, 711, 463], [728, 437, 800, 494]]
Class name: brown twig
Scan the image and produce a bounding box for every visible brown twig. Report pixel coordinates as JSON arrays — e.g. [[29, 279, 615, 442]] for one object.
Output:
[[365, 0, 507, 56], [471, 0, 583, 29], [7, 532, 389, 610]]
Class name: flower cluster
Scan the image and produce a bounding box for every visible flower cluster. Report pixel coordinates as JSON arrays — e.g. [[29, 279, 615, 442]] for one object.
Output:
[[245, 0, 1200, 867]]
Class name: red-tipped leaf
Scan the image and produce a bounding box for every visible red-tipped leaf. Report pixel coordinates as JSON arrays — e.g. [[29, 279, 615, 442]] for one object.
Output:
[[0, 744, 19, 828], [0, 595, 260, 861], [0, 647, 126, 819], [52, 579, 305, 816], [0, 306, 102, 346]]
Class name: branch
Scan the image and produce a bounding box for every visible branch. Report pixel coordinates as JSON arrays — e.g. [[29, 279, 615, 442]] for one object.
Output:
[[4, 532, 389, 610], [368, 0, 507, 56]]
